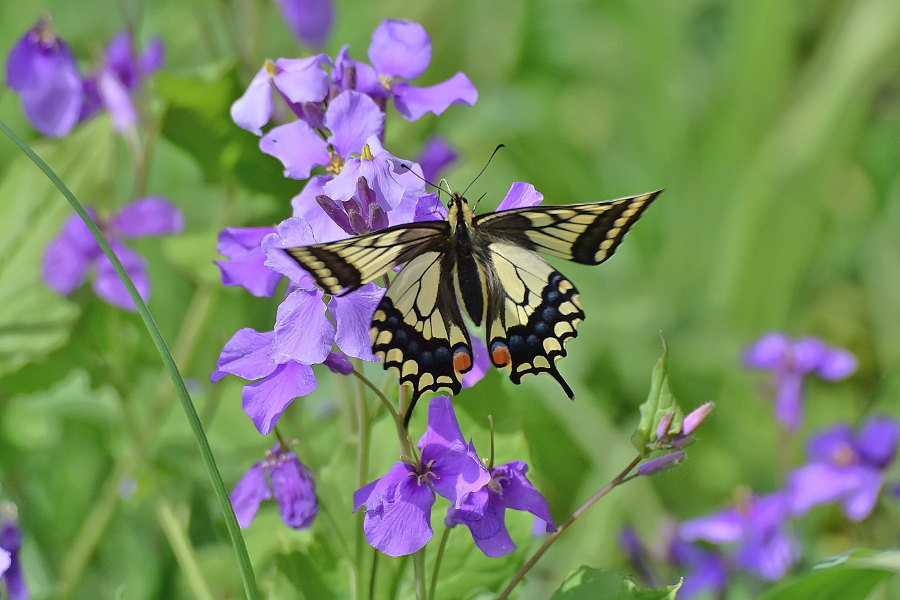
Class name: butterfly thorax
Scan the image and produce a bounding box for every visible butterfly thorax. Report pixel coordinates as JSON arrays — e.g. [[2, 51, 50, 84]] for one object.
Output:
[[446, 194, 490, 326]]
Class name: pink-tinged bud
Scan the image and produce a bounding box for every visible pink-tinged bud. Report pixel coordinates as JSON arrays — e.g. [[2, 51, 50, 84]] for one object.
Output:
[[683, 402, 715, 436], [656, 409, 676, 441], [637, 451, 686, 477]]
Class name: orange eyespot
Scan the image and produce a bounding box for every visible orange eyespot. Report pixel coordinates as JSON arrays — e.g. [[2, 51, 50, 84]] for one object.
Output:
[[453, 348, 473, 373], [491, 343, 511, 367]]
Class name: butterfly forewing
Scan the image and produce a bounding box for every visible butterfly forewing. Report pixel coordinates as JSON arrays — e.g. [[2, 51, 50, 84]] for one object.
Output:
[[484, 242, 584, 395], [371, 250, 473, 406], [284, 221, 449, 294], [473, 190, 661, 265]]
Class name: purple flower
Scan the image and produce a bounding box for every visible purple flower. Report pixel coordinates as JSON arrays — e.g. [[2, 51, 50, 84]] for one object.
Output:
[[364, 19, 478, 121], [231, 55, 333, 135], [354, 396, 491, 556], [274, 0, 334, 48], [0, 517, 27, 600], [214, 227, 282, 297], [668, 536, 729, 599], [260, 90, 383, 180], [446, 461, 556, 557], [42, 197, 183, 311], [787, 417, 899, 521], [680, 492, 798, 581], [6, 19, 83, 137], [231, 446, 318, 529], [744, 333, 857, 430], [417, 136, 457, 183]]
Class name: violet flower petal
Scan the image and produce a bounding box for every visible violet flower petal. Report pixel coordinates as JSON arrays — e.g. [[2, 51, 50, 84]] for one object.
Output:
[[417, 136, 457, 183], [857, 417, 900, 468], [328, 283, 385, 361], [324, 352, 353, 375], [262, 217, 317, 286], [368, 19, 431, 80], [230, 463, 271, 528], [497, 182, 544, 211], [270, 453, 318, 529], [273, 55, 332, 103], [272, 288, 333, 365], [447, 489, 516, 557], [260, 119, 330, 179], [92, 241, 149, 311], [413, 193, 448, 223], [324, 90, 385, 159], [679, 510, 743, 544], [97, 68, 137, 131], [841, 467, 884, 521], [806, 424, 854, 462], [215, 227, 282, 297], [816, 347, 857, 380], [230, 66, 274, 135], [461, 334, 490, 389], [110, 197, 184, 237], [787, 463, 862, 517], [43, 231, 92, 294], [242, 361, 317, 434], [743, 332, 790, 369], [495, 461, 556, 529], [211, 328, 277, 382], [391, 73, 478, 121], [274, 0, 334, 48]]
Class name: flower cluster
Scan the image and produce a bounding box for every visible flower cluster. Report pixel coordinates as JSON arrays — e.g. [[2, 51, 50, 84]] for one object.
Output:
[[354, 396, 556, 556], [6, 19, 162, 137], [43, 198, 184, 311], [213, 19, 483, 436], [624, 334, 897, 598]]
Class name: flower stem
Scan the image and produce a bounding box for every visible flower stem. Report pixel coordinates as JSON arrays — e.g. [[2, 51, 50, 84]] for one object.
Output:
[[355, 359, 371, 600], [413, 545, 426, 600], [428, 526, 452, 600], [496, 454, 643, 600]]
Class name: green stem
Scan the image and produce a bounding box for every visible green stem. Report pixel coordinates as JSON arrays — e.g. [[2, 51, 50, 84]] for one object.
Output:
[[0, 118, 260, 600], [496, 454, 643, 600], [355, 360, 371, 600], [155, 498, 217, 600], [369, 548, 379, 600], [428, 526, 451, 600], [413, 545, 426, 600]]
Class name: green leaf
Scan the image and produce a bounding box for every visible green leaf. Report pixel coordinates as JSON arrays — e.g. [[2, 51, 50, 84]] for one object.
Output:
[[630, 336, 684, 455], [761, 568, 890, 600], [550, 567, 681, 600], [0, 119, 116, 378], [815, 548, 900, 573], [156, 67, 301, 200]]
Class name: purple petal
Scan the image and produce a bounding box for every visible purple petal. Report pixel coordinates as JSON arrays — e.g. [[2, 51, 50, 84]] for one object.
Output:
[[447, 489, 516, 557], [736, 528, 798, 581], [417, 136, 457, 183], [324, 352, 354, 375], [92, 242, 149, 311], [110, 197, 184, 238], [743, 332, 790, 370], [272, 288, 333, 364], [494, 462, 556, 529], [327, 138, 405, 211], [816, 347, 857, 380], [391, 73, 478, 121], [0, 521, 26, 600], [773, 370, 804, 430], [325, 90, 384, 159], [231, 66, 274, 135], [354, 462, 436, 556], [260, 119, 330, 179], [262, 217, 317, 286], [328, 283, 385, 361], [806, 423, 854, 462], [787, 463, 862, 517], [413, 193, 448, 223], [682, 402, 715, 436], [368, 19, 431, 80], [841, 467, 884, 521], [856, 417, 900, 468], [270, 452, 318, 529], [386, 161, 427, 225], [419, 395, 467, 455], [215, 227, 282, 297], [462, 334, 490, 389], [140, 37, 164, 74], [792, 337, 832, 373], [97, 68, 137, 131], [274, 0, 334, 47], [230, 463, 271, 528], [273, 54, 332, 103], [669, 538, 729, 598], [638, 451, 686, 476], [0, 547, 9, 575], [242, 361, 317, 434], [291, 176, 353, 243], [497, 182, 544, 211], [332, 45, 385, 97], [211, 328, 277, 382], [104, 32, 137, 88], [679, 510, 743, 544], [43, 230, 92, 294]]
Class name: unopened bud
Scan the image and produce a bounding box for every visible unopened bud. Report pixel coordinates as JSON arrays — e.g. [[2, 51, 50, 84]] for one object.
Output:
[[682, 402, 714, 436], [637, 451, 686, 476]]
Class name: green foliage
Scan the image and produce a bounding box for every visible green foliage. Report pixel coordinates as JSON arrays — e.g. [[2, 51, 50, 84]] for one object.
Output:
[[631, 337, 684, 455], [761, 549, 900, 600], [550, 567, 681, 600]]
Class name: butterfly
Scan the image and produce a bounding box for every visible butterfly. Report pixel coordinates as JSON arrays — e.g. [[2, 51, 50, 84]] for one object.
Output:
[[285, 187, 661, 424]]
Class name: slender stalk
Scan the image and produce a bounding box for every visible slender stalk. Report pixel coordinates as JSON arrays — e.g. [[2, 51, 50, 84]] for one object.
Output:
[[413, 545, 426, 600], [155, 498, 217, 600], [355, 359, 371, 600], [369, 548, 379, 600], [428, 526, 452, 600], [0, 119, 260, 600], [496, 454, 643, 600]]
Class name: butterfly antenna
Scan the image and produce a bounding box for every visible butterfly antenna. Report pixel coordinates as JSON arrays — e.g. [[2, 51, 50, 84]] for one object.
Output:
[[472, 192, 488, 212], [399, 163, 451, 196], [462, 143, 505, 198]]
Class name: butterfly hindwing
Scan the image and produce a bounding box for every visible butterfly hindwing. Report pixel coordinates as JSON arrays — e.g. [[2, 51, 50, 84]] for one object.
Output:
[[284, 221, 449, 294], [484, 242, 584, 395], [371, 250, 473, 410], [473, 190, 661, 265]]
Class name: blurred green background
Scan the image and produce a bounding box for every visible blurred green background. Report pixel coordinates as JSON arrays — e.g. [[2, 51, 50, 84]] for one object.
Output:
[[1, 0, 899, 598]]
